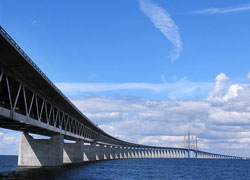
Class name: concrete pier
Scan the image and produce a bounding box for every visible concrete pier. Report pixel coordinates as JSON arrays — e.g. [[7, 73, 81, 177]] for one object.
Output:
[[123, 147, 128, 158], [84, 143, 96, 162], [63, 140, 84, 163], [109, 146, 116, 159], [103, 145, 111, 160], [18, 132, 64, 167], [96, 144, 105, 160], [115, 147, 120, 159], [16, 132, 241, 166]]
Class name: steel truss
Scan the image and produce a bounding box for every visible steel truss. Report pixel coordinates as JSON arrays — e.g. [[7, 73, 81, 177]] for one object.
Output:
[[0, 67, 97, 141]]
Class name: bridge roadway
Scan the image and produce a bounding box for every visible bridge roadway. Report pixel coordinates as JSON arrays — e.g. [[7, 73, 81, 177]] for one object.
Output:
[[0, 26, 243, 166]]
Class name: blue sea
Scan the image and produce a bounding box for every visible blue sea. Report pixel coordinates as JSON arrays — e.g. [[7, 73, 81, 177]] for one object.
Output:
[[0, 155, 250, 180]]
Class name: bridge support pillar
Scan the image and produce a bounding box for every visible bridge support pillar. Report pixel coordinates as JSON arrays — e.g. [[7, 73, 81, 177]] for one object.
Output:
[[18, 132, 64, 167], [127, 147, 132, 158], [114, 146, 121, 159], [103, 145, 110, 160], [144, 149, 149, 158], [109, 146, 116, 159], [123, 147, 128, 158], [119, 147, 123, 159], [84, 142, 96, 162], [96, 144, 105, 161], [63, 140, 84, 164]]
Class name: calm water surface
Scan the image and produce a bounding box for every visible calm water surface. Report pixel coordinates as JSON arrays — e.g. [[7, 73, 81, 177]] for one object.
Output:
[[0, 155, 250, 180]]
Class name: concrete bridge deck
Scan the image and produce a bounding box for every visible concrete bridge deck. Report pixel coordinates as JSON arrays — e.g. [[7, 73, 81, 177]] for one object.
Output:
[[0, 26, 244, 167]]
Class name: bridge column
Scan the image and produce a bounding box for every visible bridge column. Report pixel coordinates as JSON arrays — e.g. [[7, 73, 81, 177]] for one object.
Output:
[[172, 150, 175, 158], [136, 148, 141, 158], [158, 149, 163, 158], [148, 149, 152, 158], [157, 149, 161, 158], [149, 149, 153, 158], [123, 147, 128, 158], [134, 148, 139, 158], [144, 149, 149, 158], [144, 149, 148, 158], [183, 150, 186, 158], [167, 150, 170, 158], [161, 150, 165, 158], [154, 149, 158, 158], [165, 150, 169, 158], [127, 147, 132, 158], [181, 150, 185, 158], [137, 148, 140, 158], [119, 147, 124, 159], [103, 145, 111, 160], [180, 150, 183, 158], [18, 132, 64, 167], [169, 150, 173, 158], [166, 150, 170, 158], [153, 149, 157, 158], [109, 146, 116, 159], [84, 142, 96, 162], [174, 150, 177, 158], [141, 148, 145, 158], [176, 150, 180, 158], [63, 140, 84, 164], [160, 149, 164, 158], [129, 148, 134, 158], [96, 144, 105, 161], [161, 149, 165, 158], [158, 149, 161, 158], [115, 146, 121, 159], [180, 151, 184, 158], [141, 148, 146, 158]]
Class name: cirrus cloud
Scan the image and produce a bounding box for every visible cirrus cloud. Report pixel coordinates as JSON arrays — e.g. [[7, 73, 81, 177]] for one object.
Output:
[[138, 0, 182, 62], [194, 4, 250, 14]]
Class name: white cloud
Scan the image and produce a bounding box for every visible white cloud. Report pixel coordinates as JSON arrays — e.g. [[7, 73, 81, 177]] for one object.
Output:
[[194, 4, 250, 14], [247, 72, 250, 80], [69, 73, 250, 157], [0, 131, 18, 146], [207, 73, 244, 102], [138, 0, 182, 62]]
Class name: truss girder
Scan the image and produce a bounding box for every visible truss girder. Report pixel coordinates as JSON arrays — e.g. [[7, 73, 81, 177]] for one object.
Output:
[[0, 68, 95, 142]]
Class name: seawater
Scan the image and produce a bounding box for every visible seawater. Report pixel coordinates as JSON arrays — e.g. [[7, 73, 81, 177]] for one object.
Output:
[[0, 155, 250, 180]]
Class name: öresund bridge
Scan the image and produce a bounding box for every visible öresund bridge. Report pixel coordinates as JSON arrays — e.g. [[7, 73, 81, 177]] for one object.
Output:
[[0, 26, 244, 167]]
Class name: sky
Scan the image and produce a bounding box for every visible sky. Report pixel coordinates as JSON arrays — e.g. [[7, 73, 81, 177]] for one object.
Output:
[[1, 0, 250, 156]]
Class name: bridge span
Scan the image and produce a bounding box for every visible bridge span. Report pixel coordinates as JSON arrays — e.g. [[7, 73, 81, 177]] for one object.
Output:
[[0, 26, 243, 167]]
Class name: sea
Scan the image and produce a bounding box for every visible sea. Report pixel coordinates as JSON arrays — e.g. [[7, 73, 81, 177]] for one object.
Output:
[[0, 155, 250, 180]]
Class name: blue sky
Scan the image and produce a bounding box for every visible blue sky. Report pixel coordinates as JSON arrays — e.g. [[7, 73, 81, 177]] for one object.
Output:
[[1, 0, 250, 156]]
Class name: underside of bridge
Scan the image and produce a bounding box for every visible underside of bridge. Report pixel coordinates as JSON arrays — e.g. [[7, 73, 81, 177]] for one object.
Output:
[[0, 26, 243, 167]]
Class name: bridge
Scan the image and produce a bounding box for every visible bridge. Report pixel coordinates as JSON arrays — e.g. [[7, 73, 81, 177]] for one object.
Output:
[[0, 26, 244, 167]]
